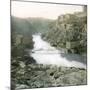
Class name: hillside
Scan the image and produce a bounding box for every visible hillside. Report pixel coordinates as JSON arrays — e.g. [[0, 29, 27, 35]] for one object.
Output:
[[42, 12, 87, 55]]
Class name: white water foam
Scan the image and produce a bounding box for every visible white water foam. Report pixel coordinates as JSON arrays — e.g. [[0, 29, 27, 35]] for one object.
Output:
[[30, 35, 86, 69]]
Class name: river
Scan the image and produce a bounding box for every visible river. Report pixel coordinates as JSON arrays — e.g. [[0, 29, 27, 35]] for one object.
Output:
[[30, 34, 86, 69]]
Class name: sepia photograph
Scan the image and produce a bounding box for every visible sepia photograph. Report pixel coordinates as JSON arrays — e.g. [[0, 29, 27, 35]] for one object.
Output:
[[11, 0, 87, 90]]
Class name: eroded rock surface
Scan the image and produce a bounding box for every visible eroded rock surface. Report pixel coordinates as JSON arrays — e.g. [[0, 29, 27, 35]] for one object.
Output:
[[15, 64, 87, 89]]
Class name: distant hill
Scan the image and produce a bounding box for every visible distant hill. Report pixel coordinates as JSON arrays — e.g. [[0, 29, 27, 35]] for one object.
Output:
[[11, 16, 35, 36], [11, 16, 53, 35], [26, 17, 54, 34]]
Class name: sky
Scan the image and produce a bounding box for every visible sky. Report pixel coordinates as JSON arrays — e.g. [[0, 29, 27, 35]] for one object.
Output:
[[11, 1, 83, 20]]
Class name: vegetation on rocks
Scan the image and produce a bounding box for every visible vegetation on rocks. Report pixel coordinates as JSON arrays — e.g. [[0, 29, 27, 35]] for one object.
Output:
[[42, 11, 87, 55], [11, 17, 35, 90]]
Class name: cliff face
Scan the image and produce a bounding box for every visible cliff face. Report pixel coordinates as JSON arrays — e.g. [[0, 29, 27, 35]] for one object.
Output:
[[42, 12, 87, 55]]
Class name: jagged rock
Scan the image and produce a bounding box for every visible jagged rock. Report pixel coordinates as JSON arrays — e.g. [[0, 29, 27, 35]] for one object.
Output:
[[23, 55, 36, 65], [15, 64, 86, 89]]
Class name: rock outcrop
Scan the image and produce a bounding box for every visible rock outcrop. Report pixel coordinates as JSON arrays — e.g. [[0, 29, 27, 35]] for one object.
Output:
[[42, 11, 87, 55], [15, 64, 87, 89]]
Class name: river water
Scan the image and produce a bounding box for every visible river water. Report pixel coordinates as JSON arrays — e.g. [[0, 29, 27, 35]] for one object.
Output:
[[30, 35, 86, 69]]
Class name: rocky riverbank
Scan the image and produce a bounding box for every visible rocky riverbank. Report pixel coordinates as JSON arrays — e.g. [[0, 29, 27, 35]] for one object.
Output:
[[15, 64, 86, 89]]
